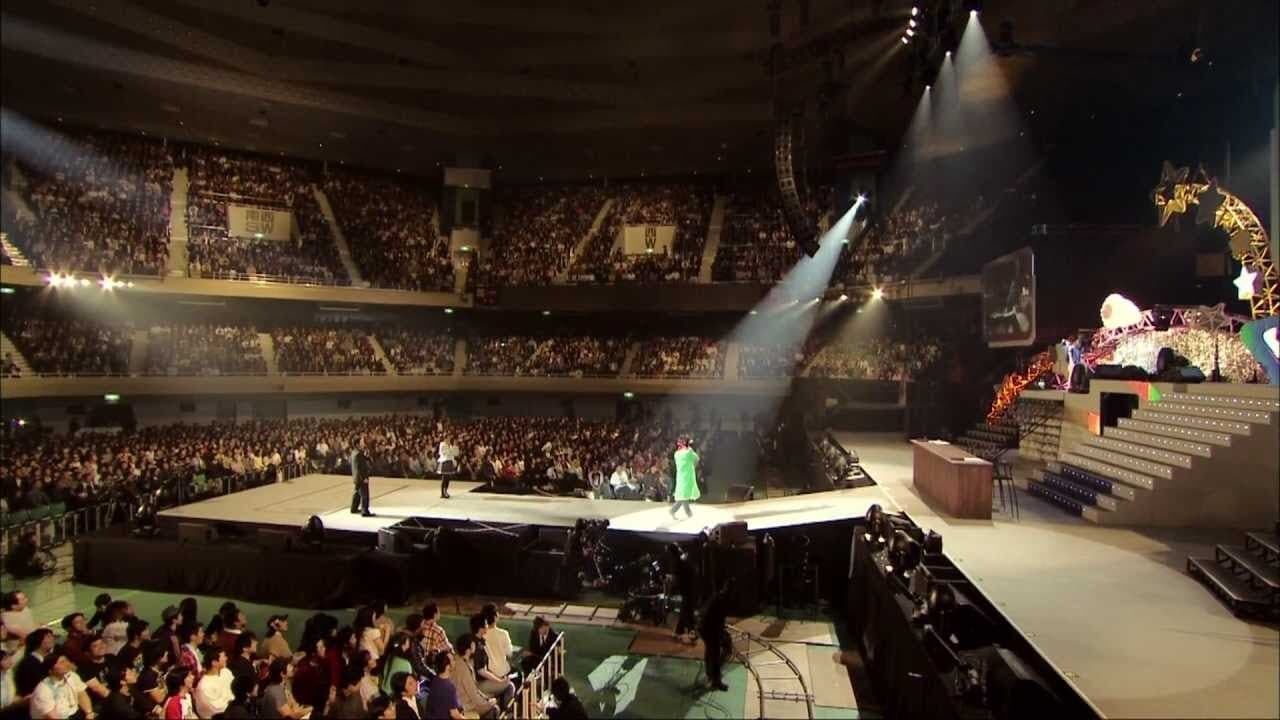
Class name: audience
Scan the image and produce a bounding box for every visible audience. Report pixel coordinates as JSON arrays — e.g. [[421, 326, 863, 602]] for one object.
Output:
[[465, 335, 627, 377], [144, 324, 266, 376], [833, 201, 950, 287], [4, 317, 131, 375], [483, 185, 605, 286], [712, 183, 834, 283], [632, 336, 725, 378], [271, 325, 385, 374], [380, 329, 455, 375], [186, 146, 346, 284], [323, 171, 453, 292], [8, 132, 173, 276], [567, 183, 712, 283]]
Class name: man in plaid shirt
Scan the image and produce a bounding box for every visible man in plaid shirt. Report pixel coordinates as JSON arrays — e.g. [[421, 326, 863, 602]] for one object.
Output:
[[420, 603, 453, 659]]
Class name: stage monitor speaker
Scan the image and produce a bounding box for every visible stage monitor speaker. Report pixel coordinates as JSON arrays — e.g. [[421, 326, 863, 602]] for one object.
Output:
[[1091, 364, 1149, 381], [177, 522, 215, 546], [707, 542, 758, 616], [970, 646, 1065, 720], [710, 521, 749, 546], [378, 528, 406, 554], [257, 528, 294, 554]]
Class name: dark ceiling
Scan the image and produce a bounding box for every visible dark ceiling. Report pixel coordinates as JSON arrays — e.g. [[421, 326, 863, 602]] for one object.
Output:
[[1, 0, 1275, 181]]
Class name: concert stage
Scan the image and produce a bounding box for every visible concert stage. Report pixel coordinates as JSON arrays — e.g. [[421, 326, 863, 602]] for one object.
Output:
[[156, 473, 893, 537], [839, 432, 1280, 720]]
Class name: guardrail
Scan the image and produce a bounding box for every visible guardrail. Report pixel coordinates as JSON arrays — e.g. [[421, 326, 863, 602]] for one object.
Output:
[[195, 270, 354, 287], [508, 631, 567, 719]]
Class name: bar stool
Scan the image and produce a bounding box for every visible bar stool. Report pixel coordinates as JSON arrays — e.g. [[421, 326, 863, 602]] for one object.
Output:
[[993, 461, 1019, 520]]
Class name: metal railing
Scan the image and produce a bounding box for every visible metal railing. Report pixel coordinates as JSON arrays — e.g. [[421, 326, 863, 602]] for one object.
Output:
[[193, 269, 354, 287], [508, 631, 567, 719]]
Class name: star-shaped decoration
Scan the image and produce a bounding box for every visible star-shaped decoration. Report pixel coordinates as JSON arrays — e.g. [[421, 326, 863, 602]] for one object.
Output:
[[1152, 162, 1192, 226], [1229, 228, 1253, 258], [1195, 179, 1225, 227], [1234, 264, 1258, 300]]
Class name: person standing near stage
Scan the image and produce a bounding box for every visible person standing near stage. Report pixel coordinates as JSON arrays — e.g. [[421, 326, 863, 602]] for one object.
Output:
[[438, 436, 459, 499], [699, 582, 731, 692], [670, 437, 700, 519], [668, 543, 697, 642], [350, 437, 374, 517]]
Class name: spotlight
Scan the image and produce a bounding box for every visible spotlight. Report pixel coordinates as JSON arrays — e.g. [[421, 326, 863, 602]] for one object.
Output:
[[909, 18, 917, 27], [77, 278, 90, 287], [906, 27, 915, 36], [970, 9, 978, 16], [901, 36, 910, 44], [443, 308, 454, 314], [925, 84, 931, 91], [857, 193, 868, 204], [945, 50, 951, 58], [911, 6, 919, 16], [871, 287, 884, 301], [839, 294, 849, 301]]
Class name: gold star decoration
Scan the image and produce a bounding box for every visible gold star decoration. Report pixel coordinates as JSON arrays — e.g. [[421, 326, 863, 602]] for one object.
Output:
[[1234, 264, 1258, 300], [1152, 161, 1193, 226], [1194, 178, 1226, 227], [1229, 228, 1253, 258]]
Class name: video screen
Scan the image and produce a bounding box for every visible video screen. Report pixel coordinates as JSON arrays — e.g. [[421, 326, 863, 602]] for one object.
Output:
[[982, 247, 1036, 347]]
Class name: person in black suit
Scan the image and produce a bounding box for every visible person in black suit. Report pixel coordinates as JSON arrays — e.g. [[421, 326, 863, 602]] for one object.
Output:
[[390, 672, 422, 720], [668, 543, 697, 641], [699, 581, 732, 692], [14, 628, 55, 696], [521, 617, 559, 675], [350, 436, 374, 517], [546, 676, 588, 720]]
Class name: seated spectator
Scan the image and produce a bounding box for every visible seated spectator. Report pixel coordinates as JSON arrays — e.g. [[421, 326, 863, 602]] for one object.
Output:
[[331, 667, 368, 720], [99, 666, 141, 720], [258, 658, 310, 720], [145, 323, 266, 375], [832, 201, 954, 287], [323, 170, 453, 292], [547, 676, 588, 720], [521, 617, 558, 675], [261, 615, 291, 661], [1, 591, 36, 642], [712, 183, 833, 283], [163, 667, 195, 720], [30, 651, 92, 720], [15, 629, 56, 697], [568, 183, 712, 283], [193, 648, 234, 718], [450, 635, 499, 720], [426, 653, 467, 720]]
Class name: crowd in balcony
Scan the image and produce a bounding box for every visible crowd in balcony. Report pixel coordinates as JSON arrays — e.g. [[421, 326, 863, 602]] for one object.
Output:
[[737, 334, 944, 381], [465, 335, 628, 377], [380, 328, 456, 375], [711, 184, 834, 283], [270, 325, 385, 374], [833, 201, 950, 287], [567, 183, 712, 283], [144, 324, 267, 376], [483, 185, 605, 286], [737, 342, 804, 378], [7, 133, 174, 275], [632, 336, 725, 378], [322, 171, 453, 292], [3, 317, 132, 375], [186, 147, 347, 284]]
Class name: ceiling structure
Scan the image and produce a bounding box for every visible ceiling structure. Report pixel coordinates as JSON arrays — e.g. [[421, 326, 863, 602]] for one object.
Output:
[[0, 0, 1275, 181]]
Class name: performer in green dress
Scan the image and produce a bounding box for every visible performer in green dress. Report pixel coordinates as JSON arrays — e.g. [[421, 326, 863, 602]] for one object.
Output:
[[670, 437, 700, 519]]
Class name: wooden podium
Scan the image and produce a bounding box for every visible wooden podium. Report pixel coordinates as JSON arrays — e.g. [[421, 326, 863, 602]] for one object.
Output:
[[910, 440, 992, 519]]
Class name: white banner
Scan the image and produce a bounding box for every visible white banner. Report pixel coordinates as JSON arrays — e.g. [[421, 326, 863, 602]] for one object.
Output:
[[227, 205, 293, 241], [622, 225, 675, 255]]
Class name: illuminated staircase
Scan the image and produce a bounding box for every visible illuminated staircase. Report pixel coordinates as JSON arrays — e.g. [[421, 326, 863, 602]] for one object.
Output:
[[1028, 387, 1280, 528]]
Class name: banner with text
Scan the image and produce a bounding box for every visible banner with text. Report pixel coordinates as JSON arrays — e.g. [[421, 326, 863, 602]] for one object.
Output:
[[622, 225, 676, 256], [227, 205, 293, 241]]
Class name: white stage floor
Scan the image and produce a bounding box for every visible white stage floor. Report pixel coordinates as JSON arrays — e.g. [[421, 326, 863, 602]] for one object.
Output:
[[837, 432, 1280, 720], [158, 474, 893, 537]]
